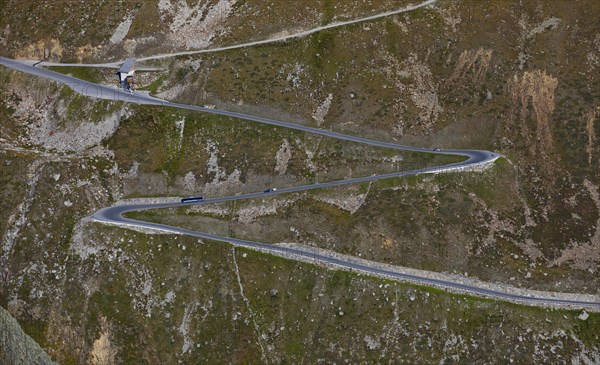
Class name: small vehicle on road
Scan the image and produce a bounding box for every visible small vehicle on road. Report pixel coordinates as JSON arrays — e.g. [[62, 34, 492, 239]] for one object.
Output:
[[433, 148, 441, 152], [263, 188, 277, 194], [181, 196, 204, 204]]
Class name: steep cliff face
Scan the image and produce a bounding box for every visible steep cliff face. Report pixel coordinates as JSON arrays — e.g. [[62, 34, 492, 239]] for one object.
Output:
[[0, 306, 58, 365]]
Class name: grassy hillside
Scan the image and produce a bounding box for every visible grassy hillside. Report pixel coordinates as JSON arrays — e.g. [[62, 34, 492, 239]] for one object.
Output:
[[1, 0, 600, 363]]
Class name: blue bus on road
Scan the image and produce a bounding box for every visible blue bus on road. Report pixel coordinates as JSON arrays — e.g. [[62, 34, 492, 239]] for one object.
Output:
[[181, 196, 204, 204]]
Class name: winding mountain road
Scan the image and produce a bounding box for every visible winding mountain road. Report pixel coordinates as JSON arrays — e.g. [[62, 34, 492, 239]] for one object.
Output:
[[1, 56, 598, 312]]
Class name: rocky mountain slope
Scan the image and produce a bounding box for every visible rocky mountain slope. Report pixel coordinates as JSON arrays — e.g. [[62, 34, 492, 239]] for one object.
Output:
[[1, 0, 599, 363]]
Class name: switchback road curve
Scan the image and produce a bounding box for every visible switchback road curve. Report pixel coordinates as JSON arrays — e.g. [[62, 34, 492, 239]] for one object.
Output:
[[1, 57, 598, 312]]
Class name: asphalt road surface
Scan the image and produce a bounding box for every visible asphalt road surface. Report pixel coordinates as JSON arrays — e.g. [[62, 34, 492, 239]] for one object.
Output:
[[1, 56, 598, 311]]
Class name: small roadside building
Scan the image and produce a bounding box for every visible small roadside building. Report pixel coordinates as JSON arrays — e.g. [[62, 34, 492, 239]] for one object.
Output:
[[116, 58, 136, 92]]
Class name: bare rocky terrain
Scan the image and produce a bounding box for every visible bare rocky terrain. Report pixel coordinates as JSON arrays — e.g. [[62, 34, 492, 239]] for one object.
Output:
[[1, 0, 599, 364]]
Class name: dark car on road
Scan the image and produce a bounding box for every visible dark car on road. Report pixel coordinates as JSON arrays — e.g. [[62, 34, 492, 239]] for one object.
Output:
[[263, 188, 277, 193], [181, 196, 204, 204]]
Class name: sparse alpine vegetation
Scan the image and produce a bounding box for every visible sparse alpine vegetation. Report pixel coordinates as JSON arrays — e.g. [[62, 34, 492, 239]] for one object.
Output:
[[1, 0, 600, 364]]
